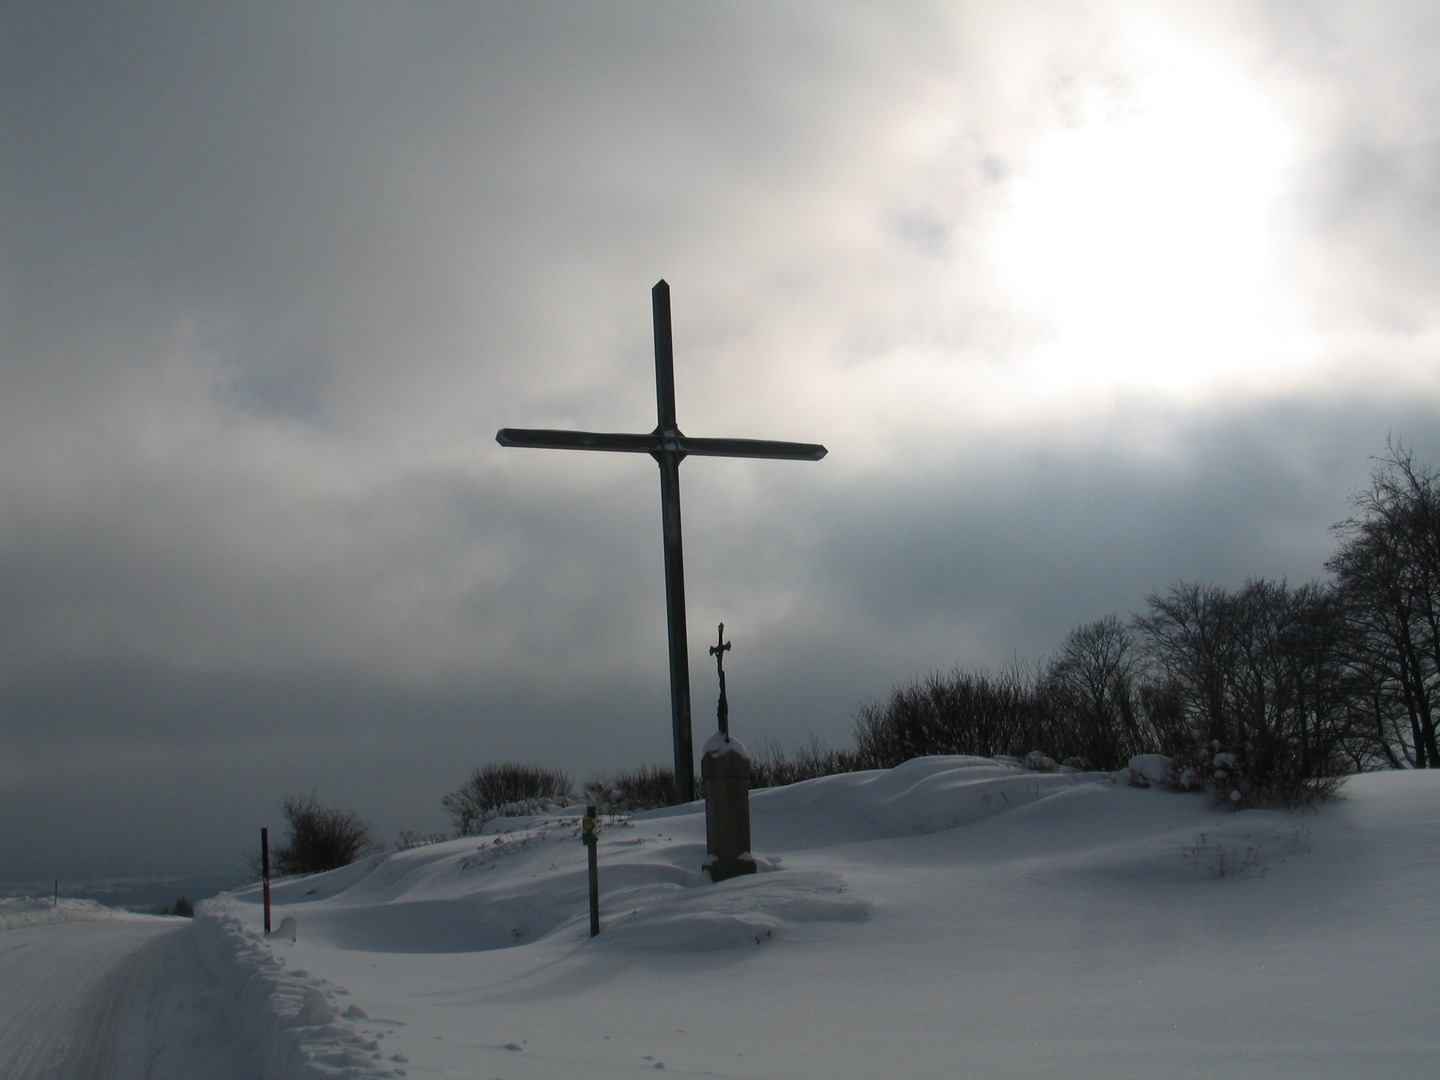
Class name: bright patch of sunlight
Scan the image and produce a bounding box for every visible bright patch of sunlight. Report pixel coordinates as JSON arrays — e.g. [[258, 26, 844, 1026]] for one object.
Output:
[[991, 16, 1320, 394]]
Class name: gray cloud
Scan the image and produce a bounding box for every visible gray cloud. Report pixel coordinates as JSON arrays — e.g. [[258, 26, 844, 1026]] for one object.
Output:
[[3, 1, 1439, 882]]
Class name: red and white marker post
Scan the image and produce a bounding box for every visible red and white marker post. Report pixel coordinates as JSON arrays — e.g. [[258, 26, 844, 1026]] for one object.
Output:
[[261, 826, 272, 935]]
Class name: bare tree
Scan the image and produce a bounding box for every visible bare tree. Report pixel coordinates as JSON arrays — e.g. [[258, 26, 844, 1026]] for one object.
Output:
[[1328, 441, 1440, 767], [1136, 579, 1354, 805], [1135, 582, 1241, 748], [1040, 615, 1144, 769]]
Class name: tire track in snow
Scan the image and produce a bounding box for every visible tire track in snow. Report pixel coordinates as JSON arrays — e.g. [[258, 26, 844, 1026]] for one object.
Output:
[[0, 918, 179, 1079], [68, 926, 184, 1080], [0, 916, 260, 1080]]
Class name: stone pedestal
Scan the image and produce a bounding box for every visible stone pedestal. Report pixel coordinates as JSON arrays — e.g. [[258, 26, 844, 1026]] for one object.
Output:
[[701, 732, 756, 882]]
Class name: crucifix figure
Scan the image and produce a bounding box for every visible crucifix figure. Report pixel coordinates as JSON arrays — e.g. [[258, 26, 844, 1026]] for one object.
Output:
[[709, 622, 731, 739], [497, 280, 826, 803]]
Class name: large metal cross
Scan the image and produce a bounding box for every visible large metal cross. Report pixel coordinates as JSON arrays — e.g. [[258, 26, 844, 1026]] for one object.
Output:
[[497, 280, 826, 803]]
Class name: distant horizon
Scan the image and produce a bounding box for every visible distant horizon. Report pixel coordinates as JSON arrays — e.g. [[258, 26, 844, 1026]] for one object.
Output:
[[2, 869, 249, 912]]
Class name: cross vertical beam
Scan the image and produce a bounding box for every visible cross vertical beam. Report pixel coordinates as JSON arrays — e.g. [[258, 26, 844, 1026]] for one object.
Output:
[[653, 281, 677, 430], [652, 282, 694, 801], [497, 280, 826, 806]]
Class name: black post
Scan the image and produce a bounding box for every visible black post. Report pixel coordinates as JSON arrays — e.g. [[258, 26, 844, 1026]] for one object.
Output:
[[652, 281, 695, 804], [53, 880, 57, 909], [583, 804, 600, 937], [261, 827, 272, 935]]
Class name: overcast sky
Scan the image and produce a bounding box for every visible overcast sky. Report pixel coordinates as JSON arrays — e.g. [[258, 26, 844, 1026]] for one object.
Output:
[[4, 1, 1440, 883]]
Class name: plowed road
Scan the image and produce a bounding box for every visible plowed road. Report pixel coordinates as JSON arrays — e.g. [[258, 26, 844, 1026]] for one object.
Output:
[[0, 918, 257, 1079]]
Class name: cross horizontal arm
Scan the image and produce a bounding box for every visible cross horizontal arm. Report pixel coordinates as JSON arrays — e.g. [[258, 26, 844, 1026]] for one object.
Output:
[[497, 428, 827, 461], [675, 436, 827, 461], [496, 428, 660, 454]]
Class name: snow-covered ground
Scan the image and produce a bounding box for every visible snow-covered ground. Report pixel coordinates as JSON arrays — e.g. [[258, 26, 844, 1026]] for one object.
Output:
[[0, 901, 256, 1079], [5, 757, 1438, 1078], [201, 757, 1438, 1079]]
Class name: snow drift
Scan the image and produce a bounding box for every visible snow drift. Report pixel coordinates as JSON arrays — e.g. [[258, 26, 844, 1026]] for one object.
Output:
[[190, 756, 1439, 1079]]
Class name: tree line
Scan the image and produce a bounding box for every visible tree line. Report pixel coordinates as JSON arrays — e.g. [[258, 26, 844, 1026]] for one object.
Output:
[[852, 442, 1440, 805]]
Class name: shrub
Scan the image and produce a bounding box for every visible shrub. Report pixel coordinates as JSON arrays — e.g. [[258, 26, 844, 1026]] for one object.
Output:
[[748, 737, 860, 789], [271, 794, 383, 875], [394, 830, 449, 851], [584, 764, 679, 812], [851, 665, 1044, 769], [442, 763, 573, 836], [1167, 739, 1344, 810]]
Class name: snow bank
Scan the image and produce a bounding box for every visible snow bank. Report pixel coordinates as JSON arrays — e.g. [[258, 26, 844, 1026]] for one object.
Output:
[[178, 761, 1440, 1079], [222, 813, 872, 959], [0, 895, 160, 931], [743, 754, 1110, 848], [193, 900, 403, 1079], [207, 758, 1114, 967]]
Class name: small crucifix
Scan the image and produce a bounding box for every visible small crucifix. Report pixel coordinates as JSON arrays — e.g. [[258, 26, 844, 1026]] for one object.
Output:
[[498, 281, 825, 803], [709, 622, 731, 740]]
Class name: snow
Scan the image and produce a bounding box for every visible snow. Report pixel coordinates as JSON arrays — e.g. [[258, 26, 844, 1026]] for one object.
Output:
[[4, 756, 1439, 1078], [0, 895, 159, 931], [702, 731, 750, 760], [1122, 752, 1174, 787], [0, 915, 256, 1079]]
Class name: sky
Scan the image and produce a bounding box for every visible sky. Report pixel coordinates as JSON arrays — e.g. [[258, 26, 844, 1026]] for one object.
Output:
[[4, 0, 1440, 883]]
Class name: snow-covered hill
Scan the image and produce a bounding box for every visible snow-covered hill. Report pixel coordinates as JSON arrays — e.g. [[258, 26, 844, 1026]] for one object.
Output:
[[192, 756, 1440, 1079]]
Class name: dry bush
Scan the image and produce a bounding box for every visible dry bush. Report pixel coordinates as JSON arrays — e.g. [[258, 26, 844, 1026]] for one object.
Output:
[[585, 764, 679, 812], [851, 665, 1043, 769], [272, 795, 382, 876], [748, 737, 860, 789], [394, 830, 449, 851], [442, 763, 573, 836]]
